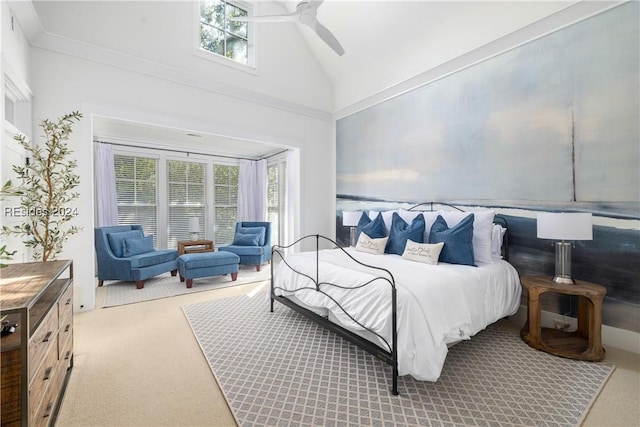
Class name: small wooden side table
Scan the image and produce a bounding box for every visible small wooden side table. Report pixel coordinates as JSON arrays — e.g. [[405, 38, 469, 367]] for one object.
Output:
[[520, 275, 606, 361], [178, 239, 214, 255]]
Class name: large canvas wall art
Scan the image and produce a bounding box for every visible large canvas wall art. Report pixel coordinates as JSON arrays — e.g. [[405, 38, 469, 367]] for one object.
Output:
[[335, 3, 639, 333], [337, 2, 638, 210]]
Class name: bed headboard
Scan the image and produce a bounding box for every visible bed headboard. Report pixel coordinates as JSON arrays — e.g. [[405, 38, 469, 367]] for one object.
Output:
[[407, 201, 510, 261]]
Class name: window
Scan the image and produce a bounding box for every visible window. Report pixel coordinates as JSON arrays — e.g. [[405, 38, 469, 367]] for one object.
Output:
[[200, 0, 250, 65], [267, 157, 287, 246], [114, 155, 158, 244], [167, 160, 207, 248], [214, 164, 239, 245]]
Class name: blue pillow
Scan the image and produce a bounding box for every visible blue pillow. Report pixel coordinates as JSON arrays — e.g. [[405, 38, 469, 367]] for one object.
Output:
[[237, 226, 266, 246], [107, 230, 143, 257], [233, 232, 262, 246], [123, 235, 155, 257], [385, 212, 425, 255], [356, 212, 386, 240], [429, 214, 476, 266]]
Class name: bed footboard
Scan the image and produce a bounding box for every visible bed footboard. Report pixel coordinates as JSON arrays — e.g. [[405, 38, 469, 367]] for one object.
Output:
[[270, 234, 400, 395]]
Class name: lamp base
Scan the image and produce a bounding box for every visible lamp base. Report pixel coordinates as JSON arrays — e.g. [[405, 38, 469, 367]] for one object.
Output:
[[190, 233, 199, 241], [552, 275, 576, 285], [553, 241, 576, 285]]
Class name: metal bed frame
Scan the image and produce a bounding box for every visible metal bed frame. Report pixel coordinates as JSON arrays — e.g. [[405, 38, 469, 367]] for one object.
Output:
[[269, 202, 509, 396]]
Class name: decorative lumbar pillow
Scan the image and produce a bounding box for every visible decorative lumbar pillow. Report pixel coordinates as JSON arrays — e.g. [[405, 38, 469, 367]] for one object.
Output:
[[356, 212, 386, 241], [107, 230, 143, 258], [237, 226, 266, 246], [429, 214, 476, 266], [385, 212, 425, 255], [402, 240, 444, 265], [355, 233, 388, 255], [122, 235, 155, 257], [232, 232, 262, 246]]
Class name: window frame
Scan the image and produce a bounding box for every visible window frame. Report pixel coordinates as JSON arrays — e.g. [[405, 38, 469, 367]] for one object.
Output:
[[194, 0, 258, 74]]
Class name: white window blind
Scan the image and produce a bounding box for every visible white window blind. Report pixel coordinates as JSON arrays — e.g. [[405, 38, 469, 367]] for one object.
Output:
[[214, 164, 239, 245], [114, 154, 158, 244], [267, 163, 279, 246], [167, 160, 207, 249]]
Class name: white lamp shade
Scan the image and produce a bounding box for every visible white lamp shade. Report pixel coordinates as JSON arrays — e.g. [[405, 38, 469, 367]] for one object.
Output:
[[342, 211, 362, 227], [188, 217, 200, 233], [537, 212, 593, 240]]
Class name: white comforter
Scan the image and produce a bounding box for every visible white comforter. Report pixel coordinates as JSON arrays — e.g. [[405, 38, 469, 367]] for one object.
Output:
[[272, 248, 521, 381]]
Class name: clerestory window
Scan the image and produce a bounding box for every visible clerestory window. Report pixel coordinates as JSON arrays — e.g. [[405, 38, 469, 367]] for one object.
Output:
[[199, 0, 251, 66]]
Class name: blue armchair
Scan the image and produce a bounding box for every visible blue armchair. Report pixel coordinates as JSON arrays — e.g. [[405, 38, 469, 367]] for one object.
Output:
[[218, 222, 271, 271], [94, 225, 178, 289]]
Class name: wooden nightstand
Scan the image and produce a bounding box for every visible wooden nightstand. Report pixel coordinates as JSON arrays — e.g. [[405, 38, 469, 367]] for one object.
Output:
[[520, 275, 606, 361], [178, 239, 214, 255]]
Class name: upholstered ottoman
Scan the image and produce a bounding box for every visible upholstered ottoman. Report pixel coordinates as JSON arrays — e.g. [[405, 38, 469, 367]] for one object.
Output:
[[178, 251, 240, 288]]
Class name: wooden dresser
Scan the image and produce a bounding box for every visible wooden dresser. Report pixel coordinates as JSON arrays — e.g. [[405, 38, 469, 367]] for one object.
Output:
[[1, 260, 74, 427]]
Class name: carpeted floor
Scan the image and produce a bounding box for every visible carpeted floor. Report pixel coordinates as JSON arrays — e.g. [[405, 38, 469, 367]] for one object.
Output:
[[102, 266, 270, 307], [183, 292, 615, 427]]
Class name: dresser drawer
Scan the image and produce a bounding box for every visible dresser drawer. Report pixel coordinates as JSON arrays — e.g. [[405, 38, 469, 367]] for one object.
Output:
[[59, 328, 73, 371], [58, 283, 73, 326], [28, 339, 59, 426], [29, 308, 59, 384]]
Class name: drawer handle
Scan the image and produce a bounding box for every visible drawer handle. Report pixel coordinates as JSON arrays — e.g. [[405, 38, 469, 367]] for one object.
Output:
[[65, 298, 71, 305], [65, 350, 72, 360], [64, 324, 71, 332], [43, 401, 54, 418], [42, 331, 53, 343], [43, 366, 53, 380]]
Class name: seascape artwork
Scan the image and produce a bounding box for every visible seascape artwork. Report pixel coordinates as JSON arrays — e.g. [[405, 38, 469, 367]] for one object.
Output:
[[336, 2, 639, 214]]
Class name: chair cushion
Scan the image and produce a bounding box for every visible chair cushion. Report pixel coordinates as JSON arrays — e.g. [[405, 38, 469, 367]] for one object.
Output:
[[129, 249, 178, 268], [179, 252, 240, 269], [237, 226, 266, 246], [107, 230, 143, 257], [219, 245, 264, 256], [123, 236, 154, 257]]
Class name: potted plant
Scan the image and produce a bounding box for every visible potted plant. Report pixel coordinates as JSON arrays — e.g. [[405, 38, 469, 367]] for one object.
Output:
[[2, 111, 83, 262]]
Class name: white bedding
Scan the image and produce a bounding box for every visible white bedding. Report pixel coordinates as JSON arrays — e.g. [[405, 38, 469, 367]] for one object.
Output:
[[272, 248, 521, 381]]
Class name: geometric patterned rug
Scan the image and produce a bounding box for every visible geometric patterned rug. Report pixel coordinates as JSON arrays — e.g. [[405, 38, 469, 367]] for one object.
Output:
[[102, 266, 270, 307], [183, 292, 615, 427]]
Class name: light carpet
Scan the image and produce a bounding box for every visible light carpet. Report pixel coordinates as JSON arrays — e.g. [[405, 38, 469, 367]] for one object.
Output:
[[102, 266, 270, 307], [183, 292, 615, 427]]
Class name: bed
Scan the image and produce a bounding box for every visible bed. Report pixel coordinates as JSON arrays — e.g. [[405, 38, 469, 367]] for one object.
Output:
[[269, 203, 522, 395]]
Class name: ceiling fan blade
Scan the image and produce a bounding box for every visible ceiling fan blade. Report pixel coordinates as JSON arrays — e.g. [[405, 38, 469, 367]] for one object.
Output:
[[312, 20, 345, 56], [230, 15, 292, 23]]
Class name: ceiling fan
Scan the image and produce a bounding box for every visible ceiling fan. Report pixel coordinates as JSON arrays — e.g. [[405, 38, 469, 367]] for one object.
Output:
[[230, 0, 345, 56]]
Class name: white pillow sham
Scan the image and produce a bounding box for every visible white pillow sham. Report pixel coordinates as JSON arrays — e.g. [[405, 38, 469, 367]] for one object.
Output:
[[355, 233, 388, 255], [402, 240, 444, 265]]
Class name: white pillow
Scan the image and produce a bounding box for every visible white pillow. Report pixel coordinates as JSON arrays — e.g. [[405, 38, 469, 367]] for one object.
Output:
[[437, 210, 495, 264], [402, 240, 444, 265], [368, 210, 396, 235], [491, 224, 506, 260], [355, 233, 388, 255]]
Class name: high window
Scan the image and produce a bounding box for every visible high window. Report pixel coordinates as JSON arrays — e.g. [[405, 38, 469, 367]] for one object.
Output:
[[199, 0, 251, 66]]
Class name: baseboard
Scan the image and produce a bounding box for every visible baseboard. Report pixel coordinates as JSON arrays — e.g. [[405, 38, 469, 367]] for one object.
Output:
[[512, 305, 640, 355]]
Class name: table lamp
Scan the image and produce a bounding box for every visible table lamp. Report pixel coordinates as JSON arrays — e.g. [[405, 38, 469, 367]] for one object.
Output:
[[188, 217, 200, 241], [342, 211, 362, 247], [536, 212, 592, 284]]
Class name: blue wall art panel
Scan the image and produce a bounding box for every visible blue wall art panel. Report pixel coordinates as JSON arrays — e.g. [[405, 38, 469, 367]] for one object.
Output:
[[337, 3, 639, 208]]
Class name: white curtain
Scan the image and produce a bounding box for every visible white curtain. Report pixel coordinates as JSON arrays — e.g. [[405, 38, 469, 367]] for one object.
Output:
[[94, 142, 119, 226], [237, 159, 267, 221]]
